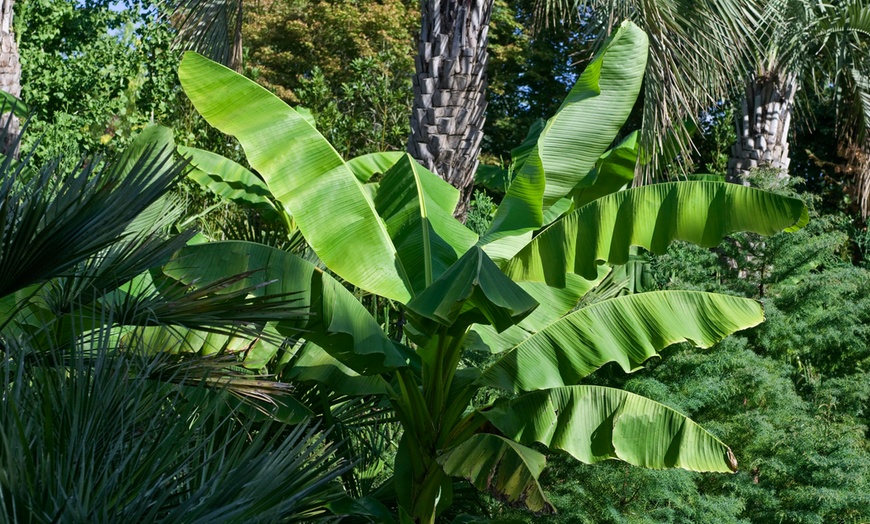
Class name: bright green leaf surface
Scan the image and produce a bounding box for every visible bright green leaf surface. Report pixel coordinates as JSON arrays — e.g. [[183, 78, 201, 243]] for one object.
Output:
[[484, 386, 737, 473], [178, 52, 411, 303], [477, 290, 763, 392], [504, 182, 810, 285], [482, 21, 648, 245]]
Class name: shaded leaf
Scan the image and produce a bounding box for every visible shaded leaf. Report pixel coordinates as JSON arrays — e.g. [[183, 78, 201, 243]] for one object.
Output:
[[405, 247, 538, 335], [438, 434, 554, 514], [179, 145, 282, 220], [161, 241, 409, 375], [347, 151, 406, 182]]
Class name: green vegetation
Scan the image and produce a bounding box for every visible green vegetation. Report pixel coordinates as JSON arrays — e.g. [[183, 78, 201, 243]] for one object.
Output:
[[2, 0, 869, 522]]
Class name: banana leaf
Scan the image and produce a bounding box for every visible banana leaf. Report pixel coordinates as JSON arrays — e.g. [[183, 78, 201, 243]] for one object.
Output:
[[179, 52, 412, 303], [437, 434, 554, 514], [373, 154, 478, 295], [504, 181, 810, 286], [0, 89, 29, 118], [346, 151, 405, 182], [571, 131, 638, 209], [178, 145, 282, 221], [476, 290, 763, 392], [160, 240, 409, 375], [464, 269, 609, 355], [483, 385, 738, 473], [482, 21, 648, 247], [405, 246, 538, 336]]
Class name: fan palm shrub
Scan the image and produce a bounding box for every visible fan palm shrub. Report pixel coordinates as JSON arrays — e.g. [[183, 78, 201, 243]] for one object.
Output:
[[0, 118, 349, 522]]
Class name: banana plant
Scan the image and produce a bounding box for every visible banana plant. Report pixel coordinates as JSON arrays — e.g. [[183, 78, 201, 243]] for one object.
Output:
[[176, 20, 809, 523]]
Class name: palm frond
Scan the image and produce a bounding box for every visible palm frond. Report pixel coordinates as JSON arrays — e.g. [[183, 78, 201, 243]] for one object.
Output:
[[0, 335, 347, 523], [539, 0, 763, 180], [170, 0, 244, 70], [0, 139, 189, 299]]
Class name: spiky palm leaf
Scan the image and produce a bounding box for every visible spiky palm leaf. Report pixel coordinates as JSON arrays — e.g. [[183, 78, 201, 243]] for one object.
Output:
[[541, 0, 762, 179]]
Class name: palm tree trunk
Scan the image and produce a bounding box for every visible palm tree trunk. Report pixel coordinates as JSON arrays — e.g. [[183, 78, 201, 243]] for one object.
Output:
[[727, 68, 797, 184], [0, 0, 20, 158], [407, 0, 492, 221]]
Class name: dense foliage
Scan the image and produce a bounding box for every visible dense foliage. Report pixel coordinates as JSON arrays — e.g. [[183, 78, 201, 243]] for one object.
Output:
[[4, 0, 870, 522]]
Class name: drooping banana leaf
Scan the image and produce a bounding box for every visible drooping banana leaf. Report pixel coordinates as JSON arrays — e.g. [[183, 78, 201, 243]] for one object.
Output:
[[346, 151, 405, 182], [476, 290, 762, 392], [464, 269, 609, 356], [504, 181, 810, 286], [178, 145, 283, 221], [178, 52, 412, 303], [285, 342, 389, 396], [160, 240, 409, 375], [405, 246, 538, 336], [483, 385, 738, 473], [481, 21, 648, 249], [373, 154, 478, 295], [437, 434, 554, 514]]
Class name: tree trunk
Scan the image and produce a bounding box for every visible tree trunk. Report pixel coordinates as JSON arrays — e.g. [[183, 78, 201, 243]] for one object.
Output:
[[727, 68, 797, 184], [0, 0, 20, 158], [407, 0, 492, 221]]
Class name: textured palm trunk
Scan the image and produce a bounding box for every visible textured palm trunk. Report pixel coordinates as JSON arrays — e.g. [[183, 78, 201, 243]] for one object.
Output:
[[727, 68, 797, 184], [0, 0, 20, 158], [407, 0, 492, 221]]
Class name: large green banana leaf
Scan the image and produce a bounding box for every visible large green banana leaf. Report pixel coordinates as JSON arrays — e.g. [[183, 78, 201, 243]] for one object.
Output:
[[285, 342, 390, 396], [504, 181, 810, 285], [483, 386, 738, 473], [178, 145, 283, 221], [481, 21, 648, 248], [160, 241, 409, 374], [405, 247, 538, 336], [374, 154, 478, 295], [464, 269, 609, 356], [476, 290, 762, 392], [437, 434, 554, 514], [346, 151, 406, 182], [178, 52, 412, 303], [571, 131, 638, 209]]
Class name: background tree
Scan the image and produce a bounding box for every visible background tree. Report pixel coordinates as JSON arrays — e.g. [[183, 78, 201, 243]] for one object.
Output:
[[406, 0, 492, 220], [727, 0, 870, 187], [542, 0, 759, 178], [243, 0, 417, 157], [0, 0, 20, 156]]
